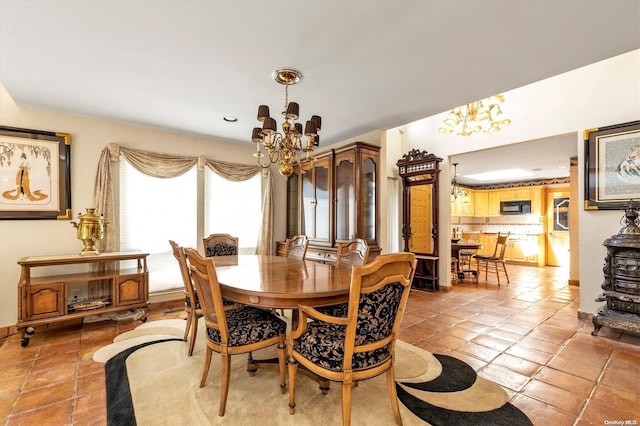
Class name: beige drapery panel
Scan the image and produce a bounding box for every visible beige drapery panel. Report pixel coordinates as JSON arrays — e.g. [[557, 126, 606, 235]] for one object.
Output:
[[93, 143, 274, 255]]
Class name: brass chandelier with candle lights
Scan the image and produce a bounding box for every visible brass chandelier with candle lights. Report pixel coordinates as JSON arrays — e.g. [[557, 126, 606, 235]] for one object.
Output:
[[251, 69, 321, 179], [438, 94, 511, 136]]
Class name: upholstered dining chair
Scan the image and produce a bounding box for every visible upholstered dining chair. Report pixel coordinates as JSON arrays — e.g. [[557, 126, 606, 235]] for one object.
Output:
[[284, 235, 309, 260], [169, 240, 201, 357], [203, 233, 238, 257], [458, 231, 481, 271], [287, 252, 417, 426], [184, 248, 287, 417], [315, 238, 370, 317], [474, 231, 511, 285], [336, 238, 370, 269]]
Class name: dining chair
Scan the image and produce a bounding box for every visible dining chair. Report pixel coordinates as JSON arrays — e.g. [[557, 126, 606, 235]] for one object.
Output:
[[203, 233, 238, 257], [336, 238, 370, 269], [284, 235, 309, 260], [474, 231, 511, 285], [184, 248, 287, 417], [315, 238, 370, 318], [458, 231, 481, 271], [169, 240, 202, 356], [287, 252, 417, 426]]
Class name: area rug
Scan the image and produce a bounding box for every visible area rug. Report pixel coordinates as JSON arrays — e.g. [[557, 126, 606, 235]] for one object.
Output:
[[94, 318, 532, 426]]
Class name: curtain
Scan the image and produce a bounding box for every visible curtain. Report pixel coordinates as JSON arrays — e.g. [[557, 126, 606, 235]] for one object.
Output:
[[93, 143, 273, 255]]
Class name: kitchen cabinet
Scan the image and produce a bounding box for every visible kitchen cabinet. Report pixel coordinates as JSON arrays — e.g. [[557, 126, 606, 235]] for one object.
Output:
[[531, 187, 543, 216], [286, 141, 380, 262], [474, 190, 489, 217], [500, 189, 532, 201], [16, 252, 149, 346], [451, 188, 473, 216]]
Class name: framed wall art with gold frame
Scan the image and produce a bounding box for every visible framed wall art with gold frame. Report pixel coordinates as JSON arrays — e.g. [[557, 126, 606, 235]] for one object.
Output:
[[0, 126, 72, 219], [584, 120, 640, 210]]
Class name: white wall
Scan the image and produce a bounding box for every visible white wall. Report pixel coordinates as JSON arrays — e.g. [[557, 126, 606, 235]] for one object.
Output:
[[393, 50, 639, 314], [0, 85, 270, 328]]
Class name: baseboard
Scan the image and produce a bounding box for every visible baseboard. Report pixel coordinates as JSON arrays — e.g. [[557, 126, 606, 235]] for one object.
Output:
[[568, 279, 580, 286], [577, 311, 593, 320]]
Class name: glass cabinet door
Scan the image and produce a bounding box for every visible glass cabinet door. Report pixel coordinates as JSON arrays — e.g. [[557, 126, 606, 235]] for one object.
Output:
[[315, 163, 330, 241], [301, 159, 330, 241], [363, 157, 376, 241], [286, 173, 299, 237], [301, 170, 314, 238], [335, 158, 354, 240]]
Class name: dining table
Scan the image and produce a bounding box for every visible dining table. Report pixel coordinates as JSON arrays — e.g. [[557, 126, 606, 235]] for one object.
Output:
[[451, 241, 483, 281], [212, 254, 353, 392]]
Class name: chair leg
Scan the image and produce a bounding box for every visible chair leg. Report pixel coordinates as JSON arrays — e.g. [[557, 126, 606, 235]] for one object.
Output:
[[342, 381, 353, 426], [495, 261, 501, 286], [183, 310, 191, 342], [288, 358, 298, 415], [187, 314, 198, 356], [502, 261, 510, 283], [278, 341, 286, 394], [200, 346, 213, 387], [218, 354, 231, 416], [386, 367, 403, 426]]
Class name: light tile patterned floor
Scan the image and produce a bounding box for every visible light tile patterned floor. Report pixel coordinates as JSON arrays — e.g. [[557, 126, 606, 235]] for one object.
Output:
[[1, 264, 638, 425]]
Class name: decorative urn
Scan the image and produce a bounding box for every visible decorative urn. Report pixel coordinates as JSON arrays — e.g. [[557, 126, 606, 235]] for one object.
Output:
[[70, 208, 105, 256]]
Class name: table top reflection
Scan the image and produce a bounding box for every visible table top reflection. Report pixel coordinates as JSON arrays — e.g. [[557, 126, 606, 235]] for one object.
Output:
[[213, 255, 352, 309]]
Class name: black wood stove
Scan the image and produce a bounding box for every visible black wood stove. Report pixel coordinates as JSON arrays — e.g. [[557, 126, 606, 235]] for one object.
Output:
[[592, 201, 640, 336]]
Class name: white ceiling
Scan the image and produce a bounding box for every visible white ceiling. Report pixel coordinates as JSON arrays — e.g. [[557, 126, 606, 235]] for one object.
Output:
[[1, 1, 638, 183]]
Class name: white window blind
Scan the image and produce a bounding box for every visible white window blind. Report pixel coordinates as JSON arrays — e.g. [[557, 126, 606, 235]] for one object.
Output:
[[119, 161, 197, 293], [204, 170, 261, 254]]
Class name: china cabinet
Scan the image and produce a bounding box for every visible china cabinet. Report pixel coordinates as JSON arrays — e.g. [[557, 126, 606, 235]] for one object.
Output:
[[16, 252, 149, 346], [285, 141, 380, 263]]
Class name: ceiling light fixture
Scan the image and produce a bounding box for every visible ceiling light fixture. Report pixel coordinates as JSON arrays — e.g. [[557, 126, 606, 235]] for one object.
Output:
[[451, 162, 465, 200], [251, 68, 321, 180], [438, 94, 511, 136], [223, 116, 238, 122]]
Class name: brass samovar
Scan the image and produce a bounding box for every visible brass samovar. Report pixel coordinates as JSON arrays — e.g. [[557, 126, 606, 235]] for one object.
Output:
[[70, 208, 105, 256]]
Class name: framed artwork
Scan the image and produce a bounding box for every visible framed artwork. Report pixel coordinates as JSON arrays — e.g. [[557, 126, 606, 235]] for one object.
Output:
[[585, 120, 640, 210], [0, 126, 72, 219]]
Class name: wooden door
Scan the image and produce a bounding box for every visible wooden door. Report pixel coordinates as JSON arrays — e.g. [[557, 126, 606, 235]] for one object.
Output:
[[546, 189, 570, 267], [409, 185, 432, 253]]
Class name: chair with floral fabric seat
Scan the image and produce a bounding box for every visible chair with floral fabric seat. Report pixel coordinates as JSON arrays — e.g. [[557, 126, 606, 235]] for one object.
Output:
[[184, 248, 287, 417], [203, 233, 238, 257], [287, 252, 417, 426]]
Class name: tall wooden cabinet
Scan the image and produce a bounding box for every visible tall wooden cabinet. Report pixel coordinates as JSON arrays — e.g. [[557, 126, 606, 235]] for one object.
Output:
[[285, 141, 380, 263]]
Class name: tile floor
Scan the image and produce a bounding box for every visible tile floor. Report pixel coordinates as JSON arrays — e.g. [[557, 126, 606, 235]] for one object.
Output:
[[1, 264, 639, 425]]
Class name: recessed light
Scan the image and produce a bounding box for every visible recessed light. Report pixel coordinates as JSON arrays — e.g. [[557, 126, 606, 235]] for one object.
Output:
[[223, 116, 238, 122]]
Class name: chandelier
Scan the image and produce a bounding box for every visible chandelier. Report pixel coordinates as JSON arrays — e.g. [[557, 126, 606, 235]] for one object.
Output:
[[451, 162, 466, 200], [438, 94, 511, 136], [251, 69, 321, 180]]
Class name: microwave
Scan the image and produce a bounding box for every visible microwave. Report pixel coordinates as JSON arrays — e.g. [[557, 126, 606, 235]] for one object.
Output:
[[500, 200, 531, 215]]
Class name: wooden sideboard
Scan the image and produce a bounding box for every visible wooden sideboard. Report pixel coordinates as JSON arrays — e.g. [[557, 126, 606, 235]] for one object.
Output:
[[16, 251, 149, 346]]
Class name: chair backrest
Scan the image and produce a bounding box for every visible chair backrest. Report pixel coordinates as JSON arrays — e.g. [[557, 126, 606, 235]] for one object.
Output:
[[336, 238, 370, 268], [492, 232, 510, 260], [342, 252, 416, 369], [203, 233, 238, 257], [184, 248, 229, 340], [169, 240, 197, 305], [285, 235, 309, 260]]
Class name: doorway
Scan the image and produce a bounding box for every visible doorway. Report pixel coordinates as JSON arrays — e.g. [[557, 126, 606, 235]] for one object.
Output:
[[546, 188, 570, 267]]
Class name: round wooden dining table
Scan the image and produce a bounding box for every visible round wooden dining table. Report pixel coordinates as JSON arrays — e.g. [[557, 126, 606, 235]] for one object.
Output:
[[213, 254, 353, 310]]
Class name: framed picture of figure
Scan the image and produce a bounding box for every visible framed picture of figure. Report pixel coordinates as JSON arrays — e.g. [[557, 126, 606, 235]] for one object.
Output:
[[0, 126, 72, 219]]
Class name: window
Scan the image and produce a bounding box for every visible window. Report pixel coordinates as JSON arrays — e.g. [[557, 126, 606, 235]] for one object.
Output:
[[204, 170, 262, 254], [119, 162, 197, 293]]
